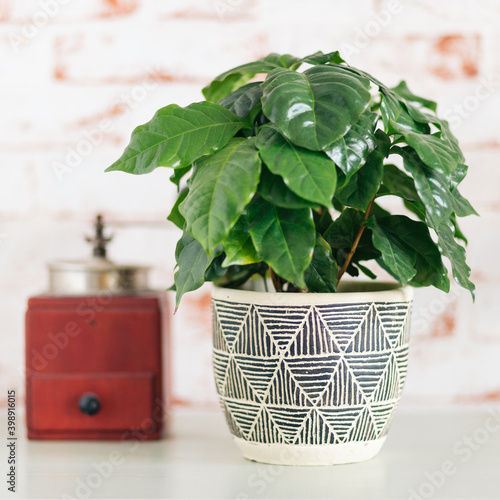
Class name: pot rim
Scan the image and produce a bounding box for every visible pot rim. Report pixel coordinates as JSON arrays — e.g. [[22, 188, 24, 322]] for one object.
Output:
[[212, 281, 413, 306]]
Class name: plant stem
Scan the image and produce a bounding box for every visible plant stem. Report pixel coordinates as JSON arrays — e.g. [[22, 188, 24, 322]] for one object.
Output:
[[336, 196, 376, 285], [262, 271, 269, 292], [269, 268, 283, 292]]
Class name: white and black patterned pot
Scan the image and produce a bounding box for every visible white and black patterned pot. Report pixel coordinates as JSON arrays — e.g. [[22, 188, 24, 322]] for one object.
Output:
[[212, 283, 413, 466]]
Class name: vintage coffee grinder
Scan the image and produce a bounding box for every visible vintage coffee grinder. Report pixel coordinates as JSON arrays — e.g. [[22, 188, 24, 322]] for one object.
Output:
[[25, 215, 168, 440]]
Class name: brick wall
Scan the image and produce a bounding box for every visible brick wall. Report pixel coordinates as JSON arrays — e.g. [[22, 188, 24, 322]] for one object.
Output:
[[0, 0, 499, 410]]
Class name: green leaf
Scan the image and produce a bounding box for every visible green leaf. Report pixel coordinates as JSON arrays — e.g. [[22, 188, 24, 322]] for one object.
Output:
[[313, 208, 334, 234], [304, 234, 338, 292], [324, 208, 379, 264], [403, 199, 426, 221], [400, 131, 460, 176], [204, 253, 227, 282], [435, 118, 466, 163], [258, 165, 320, 209], [375, 215, 450, 291], [336, 130, 390, 211], [169, 165, 191, 188], [451, 187, 478, 217], [366, 217, 417, 284], [202, 53, 301, 103], [299, 50, 346, 65], [180, 138, 261, 255], [261, 65, 371, 150], [379, 164, 420, 203], [379, 88, 430, 134], [356, 262, 377, 280], [449, 214, 468, 244], [395, 107, 466, 164], [450, 163, 468, 189], [214, 263, 267, 289], [167, 189, 188, 229], [222, 211, 260, 267], [390, 80, 437, 112], [256, 126, 336, 208], [397, 147, 454, 229], [219, 82, 263, 121], [173, 232, 214, 308], [324, 110, 378, 183], [247, 197, 314, 288], [436, 222, 475, 298], [106, 102, 244, 175]]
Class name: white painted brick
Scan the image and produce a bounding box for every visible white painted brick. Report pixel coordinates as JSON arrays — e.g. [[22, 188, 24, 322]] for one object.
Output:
[[1, 0, 141, 23], [376, 0, 500, 34], [1, 0, 500, 409], [457, 150, 500, 211], [50, 21, 266, 84]]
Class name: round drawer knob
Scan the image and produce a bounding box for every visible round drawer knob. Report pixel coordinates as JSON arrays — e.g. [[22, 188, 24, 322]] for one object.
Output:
[[79, 393, 101, 416]]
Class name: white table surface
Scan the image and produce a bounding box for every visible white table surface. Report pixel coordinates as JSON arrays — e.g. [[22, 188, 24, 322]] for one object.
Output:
[[3, 408, 500, 499]]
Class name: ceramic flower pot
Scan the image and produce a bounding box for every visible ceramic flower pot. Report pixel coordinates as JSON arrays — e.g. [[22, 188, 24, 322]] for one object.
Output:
[[212, 282, 413, 466]]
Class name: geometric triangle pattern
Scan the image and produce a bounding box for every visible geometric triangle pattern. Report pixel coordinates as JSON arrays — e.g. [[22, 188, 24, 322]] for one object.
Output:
[[213, 297, 412, 445]]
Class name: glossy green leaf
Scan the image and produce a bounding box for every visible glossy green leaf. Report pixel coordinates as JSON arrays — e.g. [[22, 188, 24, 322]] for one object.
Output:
[[219, 82, 263, 121], [247, 197, 315, 288], [324, 110, 378, 183], [367, 217, 417, 284], [449, 215, 468, 244], [222, 211, 260, 267], [391, 80, 437, 112], [374, 215, 450, 291], [313, 208, 334, 234], [180, 138, 261, 254], [336, 130, 390, 211], [204, 253, 227, 282], [397, 147, 454, 229], [380, 88, 430, 134], [435, 118, 466, 163], [173, 232, 214, 308], [261, 65, 371, 150], [256, 126, 336, 208], [403, 199, 427, 221], [397, 107, 466, 164], [436, 222, 475, 297], [169, 165, 191, 188], [214, 263, 267, 289], [304, 234, 338, 293], [379, 164, 420, 203], [451, 187, 478, 217], [450, 163, 468, 189], [299, 50, 346, 65], [106, 102, 244, 175], [202, 53, 301, 103], [401, 131, 460, 176], [356, 262, 377, 280], [258, 165, 320, 209], [167, 189, 188, 229]]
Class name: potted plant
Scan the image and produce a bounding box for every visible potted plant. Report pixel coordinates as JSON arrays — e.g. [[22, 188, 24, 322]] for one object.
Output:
[[106, 51, 476, 465]]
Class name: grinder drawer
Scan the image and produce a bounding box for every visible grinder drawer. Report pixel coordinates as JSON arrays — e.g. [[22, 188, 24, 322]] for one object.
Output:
[[27, 372, 155, 435]]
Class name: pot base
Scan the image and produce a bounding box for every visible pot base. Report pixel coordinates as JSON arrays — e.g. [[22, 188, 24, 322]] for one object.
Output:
[[233, 436, 387, 466]]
